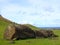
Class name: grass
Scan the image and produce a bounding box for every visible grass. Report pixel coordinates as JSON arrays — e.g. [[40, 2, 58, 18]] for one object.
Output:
[[0, 16, 60, 45], [23, 24, 40, 30], [0, 36, 60, 45]]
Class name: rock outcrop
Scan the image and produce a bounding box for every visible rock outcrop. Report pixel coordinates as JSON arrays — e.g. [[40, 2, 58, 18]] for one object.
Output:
[[4, 24, 35, 40], [35, 30, 58, 38]]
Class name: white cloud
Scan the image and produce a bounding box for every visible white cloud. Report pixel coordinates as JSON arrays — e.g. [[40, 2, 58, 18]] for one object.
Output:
[[1, 0, 60, 27]]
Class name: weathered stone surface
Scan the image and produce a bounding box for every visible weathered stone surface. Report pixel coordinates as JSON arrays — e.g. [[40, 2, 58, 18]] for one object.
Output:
[[35, 30, 58, 38], [4, 24, 35, 40], [4, 24, 16, 40], [4, 24, 58, 40]]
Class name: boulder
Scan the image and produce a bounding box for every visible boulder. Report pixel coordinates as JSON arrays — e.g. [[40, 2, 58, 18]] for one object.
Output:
[[4, 24, 36, 40], [35, 30, 58, 38], [15, 25, 36, 39], [46, 30, 58, 37]]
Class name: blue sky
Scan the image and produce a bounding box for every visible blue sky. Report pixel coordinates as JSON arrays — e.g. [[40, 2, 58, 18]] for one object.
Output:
[[0, 0, 60, 27]]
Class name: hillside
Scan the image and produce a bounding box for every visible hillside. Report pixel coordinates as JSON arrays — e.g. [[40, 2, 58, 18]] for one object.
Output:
[[0, 15, 40, 30], [0, 15, 40, 39], [0, 15, 14, 39], [0, 15, 60, 45], [0, 15, 13, 23]]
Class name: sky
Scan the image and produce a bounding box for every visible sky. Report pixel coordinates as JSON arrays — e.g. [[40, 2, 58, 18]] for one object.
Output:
[[0, 0, 60, 27]]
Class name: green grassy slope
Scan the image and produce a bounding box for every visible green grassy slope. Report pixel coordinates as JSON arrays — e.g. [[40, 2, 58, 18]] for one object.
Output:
[[0, 16, 12, 39], [0, 15, 14, 45], [0, 15, 60, 45], [23, 24, 40, 30]]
